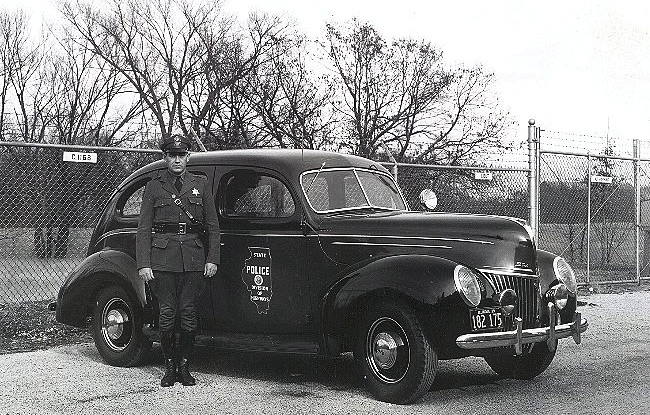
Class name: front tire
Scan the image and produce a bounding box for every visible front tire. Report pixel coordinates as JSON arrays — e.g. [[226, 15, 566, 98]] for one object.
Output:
[[484, 341, 556, 379], [354, 300, 437, 404], [92, 285, 151, 367]]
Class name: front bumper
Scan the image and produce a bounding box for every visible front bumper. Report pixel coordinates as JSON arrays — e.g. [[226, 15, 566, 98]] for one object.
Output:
[[456, 303, 588, 355]]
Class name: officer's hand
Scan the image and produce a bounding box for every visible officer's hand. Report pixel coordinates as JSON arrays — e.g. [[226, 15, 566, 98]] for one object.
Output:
[[139, 267, 154, 282], [204, 262, 218, 278]]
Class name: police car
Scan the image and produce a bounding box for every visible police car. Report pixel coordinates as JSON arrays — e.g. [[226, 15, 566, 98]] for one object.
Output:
[[55, 149, 587, 404]]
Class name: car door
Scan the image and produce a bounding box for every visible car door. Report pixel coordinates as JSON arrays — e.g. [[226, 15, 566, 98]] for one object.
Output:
[[210, 167, 312, 334], [106, 166, 219, 330]]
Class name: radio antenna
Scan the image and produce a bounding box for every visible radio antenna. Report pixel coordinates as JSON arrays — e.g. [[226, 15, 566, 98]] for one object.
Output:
[[189, 127, 207, 152]]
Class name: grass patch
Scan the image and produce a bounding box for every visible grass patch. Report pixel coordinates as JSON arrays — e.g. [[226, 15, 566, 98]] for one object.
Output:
[[0, 300, 92, 354]]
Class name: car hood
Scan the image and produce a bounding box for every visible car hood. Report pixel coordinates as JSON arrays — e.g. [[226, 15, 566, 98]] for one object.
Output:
[[314, 210, 536, 273]]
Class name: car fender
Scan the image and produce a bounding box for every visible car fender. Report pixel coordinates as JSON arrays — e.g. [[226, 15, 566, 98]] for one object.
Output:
[[56, 249, 145, 327], [321, 254, 461, 354]]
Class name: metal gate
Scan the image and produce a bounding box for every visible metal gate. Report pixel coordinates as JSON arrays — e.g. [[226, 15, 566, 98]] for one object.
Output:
[[536, 130, 647, 285]]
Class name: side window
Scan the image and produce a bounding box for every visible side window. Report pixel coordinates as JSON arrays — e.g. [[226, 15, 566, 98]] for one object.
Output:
[[122, 186, 146, 216], [223, 171, 295, 218], [305, 176, 329, 211], [119, 171, 208, 217]]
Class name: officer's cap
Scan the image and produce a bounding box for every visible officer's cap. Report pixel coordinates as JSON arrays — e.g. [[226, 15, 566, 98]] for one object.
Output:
[[160, 134, 192, 153]]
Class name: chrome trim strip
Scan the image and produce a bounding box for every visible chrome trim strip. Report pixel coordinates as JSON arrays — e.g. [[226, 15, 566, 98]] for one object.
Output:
[[96, 229, 137, 244], [321, 234, 493, 245], [479, 268, 538, 278], [221, 232, 305, 238], [331, 242, 452, 249], [456, 309, 588, 355]]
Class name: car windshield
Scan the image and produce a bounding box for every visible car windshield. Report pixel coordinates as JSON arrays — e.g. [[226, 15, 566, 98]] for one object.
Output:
[[301, 168, 407, 213]]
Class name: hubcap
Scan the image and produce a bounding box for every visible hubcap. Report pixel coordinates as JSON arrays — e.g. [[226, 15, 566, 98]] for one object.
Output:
[[373, 332, 398, 369], [101, 298, 132, 351], [366, 317, 410, 383]]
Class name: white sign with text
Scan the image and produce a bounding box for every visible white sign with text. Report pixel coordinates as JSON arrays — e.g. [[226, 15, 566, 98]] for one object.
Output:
[[63, 151, 98, 164]]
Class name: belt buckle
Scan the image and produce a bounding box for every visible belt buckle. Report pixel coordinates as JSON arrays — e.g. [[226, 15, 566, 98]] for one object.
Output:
[[178, 222, 187, 235]]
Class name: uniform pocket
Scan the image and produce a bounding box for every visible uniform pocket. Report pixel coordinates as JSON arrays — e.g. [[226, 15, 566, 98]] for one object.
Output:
[[188, 197, 203, 206], [153, 199, 173, 220], [188, 196, 204, 220], [152, 236, 169, 249]]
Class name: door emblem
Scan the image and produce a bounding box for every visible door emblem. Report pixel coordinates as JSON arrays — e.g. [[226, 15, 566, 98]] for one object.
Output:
[[241, 247, 273, 314]]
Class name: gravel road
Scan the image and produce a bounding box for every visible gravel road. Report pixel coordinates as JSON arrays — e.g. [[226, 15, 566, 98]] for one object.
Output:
[[2, 291, 649, 414]]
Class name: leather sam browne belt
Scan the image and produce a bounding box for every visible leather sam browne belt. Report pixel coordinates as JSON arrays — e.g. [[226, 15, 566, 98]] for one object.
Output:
[[152, 222, 204, 235]]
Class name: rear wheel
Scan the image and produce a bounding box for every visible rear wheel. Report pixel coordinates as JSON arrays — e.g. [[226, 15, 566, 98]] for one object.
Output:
[[92, 285, 151, 367], [354, 300, 437, 404], [484, 341, 556, 379]]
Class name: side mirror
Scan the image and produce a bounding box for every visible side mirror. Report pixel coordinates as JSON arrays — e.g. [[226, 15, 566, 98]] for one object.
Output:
[[419, 189, 438, 210]]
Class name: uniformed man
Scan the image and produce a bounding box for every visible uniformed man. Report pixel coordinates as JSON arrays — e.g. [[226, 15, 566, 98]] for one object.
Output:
[[136, 133, 220, 387]]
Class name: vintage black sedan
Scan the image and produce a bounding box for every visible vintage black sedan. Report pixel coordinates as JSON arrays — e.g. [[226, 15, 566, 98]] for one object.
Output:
[[55, 149, 588, 404]]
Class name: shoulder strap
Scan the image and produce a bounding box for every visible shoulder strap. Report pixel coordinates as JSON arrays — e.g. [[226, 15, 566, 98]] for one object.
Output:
[[172, 196, 199, 224]]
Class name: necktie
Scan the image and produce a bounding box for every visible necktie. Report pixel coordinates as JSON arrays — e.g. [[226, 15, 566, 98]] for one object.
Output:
[[175, 176, 182, 192]]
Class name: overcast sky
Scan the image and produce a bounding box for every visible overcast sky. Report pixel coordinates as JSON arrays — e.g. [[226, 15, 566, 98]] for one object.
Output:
[[4, 0, 650, 156]]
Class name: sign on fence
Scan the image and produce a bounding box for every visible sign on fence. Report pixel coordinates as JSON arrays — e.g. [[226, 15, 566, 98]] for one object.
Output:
[[590, 175, 613, 184], [63, 151, 98, 164], [474, 171, 493, 181]]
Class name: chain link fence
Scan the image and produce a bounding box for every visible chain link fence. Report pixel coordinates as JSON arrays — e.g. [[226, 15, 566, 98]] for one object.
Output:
[[0, 144, 529, 308], [539, 151, 645, 284], [0, 143, 159, 312], [2, 140, 644, 328], [388, 163, 529, 218]]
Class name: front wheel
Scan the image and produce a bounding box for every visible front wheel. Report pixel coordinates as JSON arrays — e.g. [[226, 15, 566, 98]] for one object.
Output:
[[484, 341, 556, 379], [354, 300, 437, 404], [92, 285, 151, 367]]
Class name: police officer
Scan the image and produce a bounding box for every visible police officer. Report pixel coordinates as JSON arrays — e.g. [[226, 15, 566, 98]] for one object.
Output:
[[136, 134, 220, 387]]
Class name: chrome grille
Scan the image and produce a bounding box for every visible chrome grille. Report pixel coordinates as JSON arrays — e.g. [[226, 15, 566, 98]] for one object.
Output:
[[483, 272, 539, 329]]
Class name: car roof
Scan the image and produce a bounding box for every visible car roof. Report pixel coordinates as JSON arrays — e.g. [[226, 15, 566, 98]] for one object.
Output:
[[122, 148, 390, 186]]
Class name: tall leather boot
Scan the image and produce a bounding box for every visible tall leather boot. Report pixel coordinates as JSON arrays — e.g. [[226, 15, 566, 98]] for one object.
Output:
[[178, 330, 196, 386], [159, 330, 176, 387]]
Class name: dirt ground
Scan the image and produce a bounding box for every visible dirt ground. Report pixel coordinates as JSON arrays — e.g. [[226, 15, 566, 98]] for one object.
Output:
[[1, 284, 649, 414]]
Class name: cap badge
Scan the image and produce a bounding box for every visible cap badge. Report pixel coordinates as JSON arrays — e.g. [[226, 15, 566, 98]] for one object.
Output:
[[192, 188, 200, 196]]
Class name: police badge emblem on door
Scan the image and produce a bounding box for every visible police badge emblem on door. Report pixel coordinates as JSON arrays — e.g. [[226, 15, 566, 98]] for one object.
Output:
[[241, 247, 273, 314]]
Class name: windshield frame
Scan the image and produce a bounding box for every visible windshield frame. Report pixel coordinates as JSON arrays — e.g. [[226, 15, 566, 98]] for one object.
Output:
[[299, 167, 409, 214]]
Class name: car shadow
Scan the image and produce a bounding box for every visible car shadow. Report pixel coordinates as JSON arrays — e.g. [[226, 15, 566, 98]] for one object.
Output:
[[146, 344, 501, 396], [71, 342, 504, 401], [431, 361, 502, 391]]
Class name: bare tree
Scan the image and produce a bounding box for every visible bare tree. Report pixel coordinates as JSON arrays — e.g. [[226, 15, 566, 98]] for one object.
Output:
[[0, 10, 22, 139], [47, 28, 143, 146], [244, 32, 336, 150], [325, 20, 403, 158], [0, 10, 53, 142], [61, 0, 219, 138], [412, 67, 511, 165], [186, 12, 292, 149], [324, 19, 511, 164]]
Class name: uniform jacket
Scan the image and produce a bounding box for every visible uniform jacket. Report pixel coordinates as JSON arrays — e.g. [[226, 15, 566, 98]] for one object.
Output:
[[136, 170, 220, 272]]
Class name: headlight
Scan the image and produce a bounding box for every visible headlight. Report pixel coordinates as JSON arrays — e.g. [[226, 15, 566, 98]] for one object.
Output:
[[553, 257, 577, 294], [454, 265, 482, 307]]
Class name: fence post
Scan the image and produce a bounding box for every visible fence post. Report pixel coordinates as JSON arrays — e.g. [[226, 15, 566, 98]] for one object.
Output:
[[587, 153, 592, 285], [634, 139, 641, 285], [528, 119, 539, 241]]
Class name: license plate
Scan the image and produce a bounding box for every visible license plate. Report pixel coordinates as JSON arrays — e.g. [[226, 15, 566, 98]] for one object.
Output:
[[469, 307, 503, 332]]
